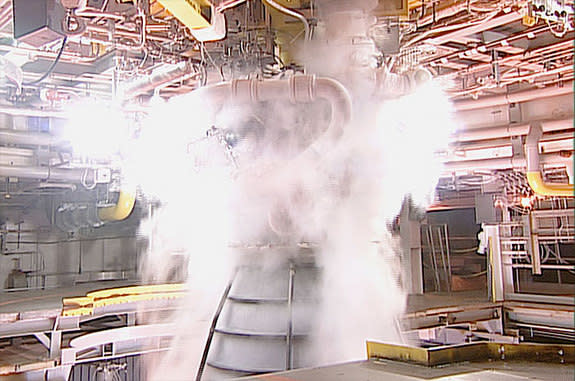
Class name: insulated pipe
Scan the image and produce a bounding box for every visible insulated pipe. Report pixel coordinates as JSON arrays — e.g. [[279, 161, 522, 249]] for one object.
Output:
[[122, 62, 192, 98], [0, 130, 61, 146], [443, 152, 571, 172], [525, 123, 574, 197], [454, 83, 574, 111], [0, 106, 66, 118], [453, 118, 573, 142], [0, 165, 85, 182], [98, 189, 136, 222], [195, 75, 352, 161]]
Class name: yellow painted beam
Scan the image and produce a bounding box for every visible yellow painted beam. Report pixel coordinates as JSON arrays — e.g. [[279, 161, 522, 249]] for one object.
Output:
[[62, 284, 186, 317], [157, 0, 213, 30]]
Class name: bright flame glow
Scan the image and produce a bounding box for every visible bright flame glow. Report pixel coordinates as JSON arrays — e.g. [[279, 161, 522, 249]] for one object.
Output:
[[520, 196, 533, 208], [128, 74, 458, 378], [377, 80, 457, 218], [63, 99, 132, 159]]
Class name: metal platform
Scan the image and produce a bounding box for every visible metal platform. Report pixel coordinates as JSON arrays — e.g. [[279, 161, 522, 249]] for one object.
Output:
[[233, 359, 575, 381], [1, 284, 574, 380]]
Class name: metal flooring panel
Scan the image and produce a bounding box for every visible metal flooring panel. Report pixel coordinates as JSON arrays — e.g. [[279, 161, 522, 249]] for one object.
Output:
[[235, 359, 575, 381]]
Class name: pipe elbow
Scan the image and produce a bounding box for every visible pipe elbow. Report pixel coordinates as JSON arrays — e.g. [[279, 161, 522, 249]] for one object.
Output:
[[526, 172, 574, 198], [315, 77, 352, 124], [98, 190, 136, 222]]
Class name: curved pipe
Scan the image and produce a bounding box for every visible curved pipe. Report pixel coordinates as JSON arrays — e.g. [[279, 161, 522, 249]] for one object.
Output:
[[525, 123, 574, 197], [98, 189, 136, 222], [195, 75, 352, 162], [262, 0, 310, 40]]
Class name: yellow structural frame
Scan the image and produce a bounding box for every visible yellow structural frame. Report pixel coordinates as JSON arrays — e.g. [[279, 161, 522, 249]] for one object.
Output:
[[62, 284, 186, 317], [157, 0, 213, 30]]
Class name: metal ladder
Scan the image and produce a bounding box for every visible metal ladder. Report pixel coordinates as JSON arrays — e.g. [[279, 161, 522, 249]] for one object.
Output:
[[196, 260, 313, 380], [423, 224, 452, 292]]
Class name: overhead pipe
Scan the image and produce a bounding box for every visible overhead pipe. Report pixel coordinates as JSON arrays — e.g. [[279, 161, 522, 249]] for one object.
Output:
[[0, 105, 66, 118], [453, 118, 573, 142], [443, 152, 571, 172], [525, 123, 574, 197], [428, 10, 523, 46], [122, 61, 194, 98], [0, 129, 63, 146], [0, 165, 85, 182], [454, 83, 574, 111]]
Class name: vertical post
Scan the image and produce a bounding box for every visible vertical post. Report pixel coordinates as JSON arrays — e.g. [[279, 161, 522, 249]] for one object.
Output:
[[529, 213, 542, 275], [399, 202, 423, 294], [443, 224, 452, 292], [50, 330, 62, 358], [427, 225, 441, 292], [436, 226, 448, 292], [286, 263, 295, 370], [484, 225, 513, 302]]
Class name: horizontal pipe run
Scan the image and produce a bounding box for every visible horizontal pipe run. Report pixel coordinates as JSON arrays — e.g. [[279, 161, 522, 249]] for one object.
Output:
[[0, 165, 85, 182], [454, 83, 574, 111], [453, 119, 573, 142], [122, 62, 192, 97], [510, 264, 575, 270], [451, 134, 574, 153], [443, 152, 571, 172], [0, 130, 62, 146], [0, 106, 66, 118]]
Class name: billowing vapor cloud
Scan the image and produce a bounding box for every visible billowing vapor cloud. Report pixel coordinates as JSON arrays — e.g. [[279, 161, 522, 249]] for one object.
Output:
[[126, 2, 456, 378]]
